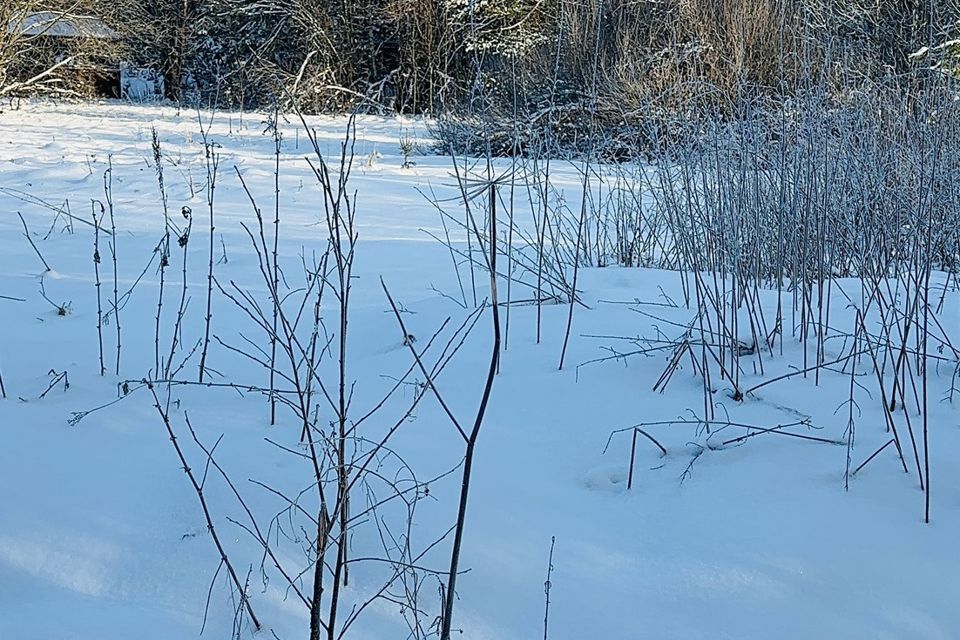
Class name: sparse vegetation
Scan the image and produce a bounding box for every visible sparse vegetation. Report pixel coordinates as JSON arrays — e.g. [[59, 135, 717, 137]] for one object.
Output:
[[1, 1, 959, 638]]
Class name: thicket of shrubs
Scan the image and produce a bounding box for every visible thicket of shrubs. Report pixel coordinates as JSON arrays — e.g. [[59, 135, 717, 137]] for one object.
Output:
[[3, 0, 959, 153]]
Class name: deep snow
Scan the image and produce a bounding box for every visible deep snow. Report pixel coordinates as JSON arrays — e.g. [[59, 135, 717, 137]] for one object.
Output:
[[0, 101, 958, 640]]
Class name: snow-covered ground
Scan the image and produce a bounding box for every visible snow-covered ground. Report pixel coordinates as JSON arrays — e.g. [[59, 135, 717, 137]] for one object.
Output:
[[1, 101, 958, 640]]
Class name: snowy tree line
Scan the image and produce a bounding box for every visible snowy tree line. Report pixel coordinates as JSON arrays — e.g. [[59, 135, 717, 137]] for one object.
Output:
[[1, 0, 958, 116]]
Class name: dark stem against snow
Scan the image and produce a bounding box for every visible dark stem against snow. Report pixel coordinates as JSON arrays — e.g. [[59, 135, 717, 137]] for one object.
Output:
[[198, 119, 220, 384], [441, 183, 501, 640], [104, 159, 121, 377], [543, 536, 556, 640], [148, 383, 261, 631]]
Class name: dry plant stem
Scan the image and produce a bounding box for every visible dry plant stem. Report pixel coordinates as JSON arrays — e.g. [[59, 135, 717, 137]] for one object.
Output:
[[147, 384, 261, 631], [304, 116, 358, 600], [379, 258, 495, 638], [183, 416, 312, 609], [199, 137, 219, 383], [503, 54, 519, 353], [17, 211, 51, 272], [844, 315, 859, 492], [293, 111, 364, 640], [1, 187, 98, 232], [444, 147, 488, 297], [741, 350, 869, 398], [627, 428, 667, 490], [428, 184, 469, 307], [543, 536, 555, 640], [167, 211, 194, 379], [558, 0, 603, 371], [152, 127, 171, 376], [270, 109, 282, 425], [104, 160, 121, 376], [856, 313, 909, 475], [381, 279, 468, 440], [852, 439, 896, 477], [91, 203, 106, 376], [535, 0, 564, 345], [464, 156, 478, 307], [717, 423, 842, 446], [922, 223, 933, 524], [38, 369, 69, 399], [440, 183, 501, 640]]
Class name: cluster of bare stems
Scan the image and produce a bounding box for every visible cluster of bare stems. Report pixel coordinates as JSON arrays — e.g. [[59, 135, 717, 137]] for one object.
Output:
[[582, 76, 958, 523], [425, 0, 601, 373], [53, 101, 504, 638], [428, 19, 957, 526], [5, 9, 957, 639]]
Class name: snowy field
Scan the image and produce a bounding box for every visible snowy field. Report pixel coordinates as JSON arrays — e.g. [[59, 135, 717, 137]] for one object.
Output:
[[1, 101, 958, 640]]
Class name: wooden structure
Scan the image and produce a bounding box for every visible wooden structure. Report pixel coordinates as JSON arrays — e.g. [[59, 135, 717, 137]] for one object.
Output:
[[5, 11, 122, 97]]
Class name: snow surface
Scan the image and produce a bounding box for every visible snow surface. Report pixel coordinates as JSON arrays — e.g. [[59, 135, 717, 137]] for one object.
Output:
[[0, 101, 958, 640]]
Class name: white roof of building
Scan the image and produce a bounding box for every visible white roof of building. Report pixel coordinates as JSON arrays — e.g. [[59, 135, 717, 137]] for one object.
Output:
[[8, 12, 119, 39]]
